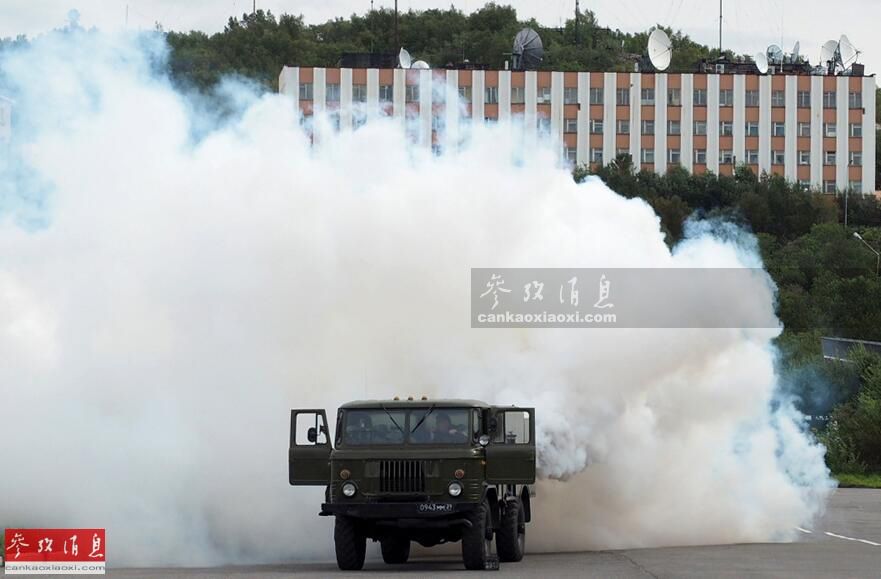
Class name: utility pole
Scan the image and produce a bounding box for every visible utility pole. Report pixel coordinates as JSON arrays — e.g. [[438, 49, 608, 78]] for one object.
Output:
[[719, 0, 723, 53], [253, 0, 256, 15], [395, 1, 399, 49], [575, 0, 581, 46]]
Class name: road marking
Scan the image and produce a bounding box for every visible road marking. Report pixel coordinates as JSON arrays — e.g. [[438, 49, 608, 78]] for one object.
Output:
[[795, 527, 812, 534], [824, 531, 881, 547]]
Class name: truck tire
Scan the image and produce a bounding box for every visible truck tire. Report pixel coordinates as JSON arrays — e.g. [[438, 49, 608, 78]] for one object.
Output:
[[461, 499, 492, 570], [334, 516, 366, 570], [497, 498, 525, 562], [380, 536, 410, 564]]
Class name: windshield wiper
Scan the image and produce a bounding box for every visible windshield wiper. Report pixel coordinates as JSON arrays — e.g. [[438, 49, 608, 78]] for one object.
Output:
[[410, 405, 436, 433], [381, 404, 405, 436]]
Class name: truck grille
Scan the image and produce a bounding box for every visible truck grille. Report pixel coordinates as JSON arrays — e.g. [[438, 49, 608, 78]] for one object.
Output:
[[379, 459, 426, 493]]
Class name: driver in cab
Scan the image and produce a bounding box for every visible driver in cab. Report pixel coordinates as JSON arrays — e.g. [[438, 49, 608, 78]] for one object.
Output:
[[431, 412, 467, 443]]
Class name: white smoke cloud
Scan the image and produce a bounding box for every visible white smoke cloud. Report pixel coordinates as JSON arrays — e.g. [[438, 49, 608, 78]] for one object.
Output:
[[0, 30, 833, 565]]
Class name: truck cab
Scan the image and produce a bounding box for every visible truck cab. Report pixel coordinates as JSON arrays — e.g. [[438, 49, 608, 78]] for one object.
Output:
[[289, 398, 536, 570]]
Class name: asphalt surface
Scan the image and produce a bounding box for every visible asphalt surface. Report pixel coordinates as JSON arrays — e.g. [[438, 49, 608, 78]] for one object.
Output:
[[108, 489, 880, 578]]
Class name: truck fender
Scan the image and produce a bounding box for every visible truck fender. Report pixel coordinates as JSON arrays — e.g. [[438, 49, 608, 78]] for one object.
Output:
[[483, 487, 501, 529], [520, 486, 532, 523]]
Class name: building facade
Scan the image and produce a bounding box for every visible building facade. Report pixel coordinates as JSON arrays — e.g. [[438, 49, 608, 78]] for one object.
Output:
[[279, 66, 876, 194]]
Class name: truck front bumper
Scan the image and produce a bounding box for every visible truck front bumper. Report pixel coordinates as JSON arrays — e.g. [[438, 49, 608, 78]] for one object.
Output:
[[320, 501, 479, 522]]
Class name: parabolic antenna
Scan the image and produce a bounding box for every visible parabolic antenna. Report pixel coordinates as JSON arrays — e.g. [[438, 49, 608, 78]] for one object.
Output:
[[792, 41, 800, 61], [755, 52, 769, 74], [820, 40, 839, 67], [411, 60, 430, 69], [767, 44, 784, 64], [839, 35, 858, 66], [398, 48, 412, 69], [512, 28, 544, 70], [647, 28, 672, 71]]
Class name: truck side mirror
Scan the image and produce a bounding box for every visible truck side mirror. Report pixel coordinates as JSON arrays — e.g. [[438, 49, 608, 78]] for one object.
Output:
[[307, 427, 318, 443]]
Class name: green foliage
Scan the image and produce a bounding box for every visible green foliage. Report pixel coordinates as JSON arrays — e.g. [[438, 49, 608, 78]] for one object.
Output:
[[834, 472, 881, 488], [823, 351, 881, 472]]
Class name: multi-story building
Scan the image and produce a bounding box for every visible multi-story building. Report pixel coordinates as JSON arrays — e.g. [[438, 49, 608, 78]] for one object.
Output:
[[279, 66, 876, 194]]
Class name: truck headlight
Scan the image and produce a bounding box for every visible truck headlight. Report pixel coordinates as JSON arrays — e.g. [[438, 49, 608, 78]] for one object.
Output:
[[342, 482, 357, 497], [448, 481, 463, 497]]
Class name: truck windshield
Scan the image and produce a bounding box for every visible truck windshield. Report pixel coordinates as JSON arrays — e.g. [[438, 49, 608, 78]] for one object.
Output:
[[341, 408, 470, 445]]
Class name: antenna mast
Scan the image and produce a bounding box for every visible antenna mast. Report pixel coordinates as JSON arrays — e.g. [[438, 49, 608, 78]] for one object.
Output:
[[718, 0, 723, 53], [575, 0, 581, 46], [395, 0, 399, 49]]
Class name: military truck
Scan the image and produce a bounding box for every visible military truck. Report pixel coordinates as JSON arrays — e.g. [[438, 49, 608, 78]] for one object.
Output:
[[288, 398, 536, 570]]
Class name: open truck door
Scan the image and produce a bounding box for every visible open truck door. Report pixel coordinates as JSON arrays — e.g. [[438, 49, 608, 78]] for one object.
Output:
[[289, 409, 332, 485], [485, 407, 536, 484]]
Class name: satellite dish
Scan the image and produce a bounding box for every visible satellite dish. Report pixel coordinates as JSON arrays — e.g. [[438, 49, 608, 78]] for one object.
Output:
[[512, 28, 544, 70], [767, 44, 784, 64], [839, 35, 858, 67], [755, 52, 769, 74], [791, 41, 800, 61], [411, 60, 430, 69], [647, 29, 673, 71], [398, 48, 412, 69], [820, 40, 839, 68]]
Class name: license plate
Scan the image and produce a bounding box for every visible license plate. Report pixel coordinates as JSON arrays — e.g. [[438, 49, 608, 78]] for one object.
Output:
[[418, 502, 453, 513]]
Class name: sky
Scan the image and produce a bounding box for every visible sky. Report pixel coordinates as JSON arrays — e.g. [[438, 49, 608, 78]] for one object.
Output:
[[0, 0, 879, 82]]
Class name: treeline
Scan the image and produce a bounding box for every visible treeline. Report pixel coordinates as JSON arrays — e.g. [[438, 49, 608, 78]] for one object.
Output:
[[163, 4, 721, 92]]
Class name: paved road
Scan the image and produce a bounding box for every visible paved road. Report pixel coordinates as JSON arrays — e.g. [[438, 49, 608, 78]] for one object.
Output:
[[110, 489, 880, 578]]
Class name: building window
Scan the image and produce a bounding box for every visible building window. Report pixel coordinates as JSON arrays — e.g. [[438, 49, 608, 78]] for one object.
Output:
[[797, 91, 811, 108], [616, 88, 630, 106], [746, 149, 759, 164], [406, 84, 419, 102], [589, 87, 603, 105], [824, 180, 836, 193], [617, 119, 630, 134], [564, 117, 578, 134], [694, 120, 707, 135], [564, 87, 578, 104], [694, 88, 707, 106], [326, 83, 341, 101], [849, 151, 862, 166], [720, 121, 733, 136], [823, 91, 836, 109], [511, 86, 525, 104], [351, 84, 367, 102], [771, 90, 785, 107], [772, 122, 785, 137], [719, 89, 733, 107], [299, 82, 314, 100], [591, 147, 603, 164], [669, 148, 681, 164], [798, 179, 811, 189], [694, 149, 707, 164], [458, 85, 472, 103], [772, 150, 785, 165], [798, 150, 810, 165], [641, 88, 655, 105], [745, 121, 759, 136], [849, 180, 863, 194], [798, 122, 811, 137], [642, 119, 655, 135], [849, 91, 862, 109], [537, 116, 550, 132], [850, 123, 863, 138], [825, 151, 836, 165], [745, 90, 759, 107], [590, 119, 603, 134], [720, 150, 734, 164], [641, 148, 655, 164], [564, 146, 577, 163], [537, 86, 551, 104], [667, 88, 681, 106], [379, 84, 393, 102], [668, 120, 681, 135], [824, 123, 837, 138], [485, 86, 498, 104]]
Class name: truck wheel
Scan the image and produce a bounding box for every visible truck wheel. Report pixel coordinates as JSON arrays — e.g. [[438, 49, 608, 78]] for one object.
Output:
[[334, 516, 366, 570], [497, 498, 525, 562], [461, 499, 492, 570], [380, 536, 410, 564]]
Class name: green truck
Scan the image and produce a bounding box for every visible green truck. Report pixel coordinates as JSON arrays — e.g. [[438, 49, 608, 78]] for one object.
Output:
[[288, 398, 536, 570]]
